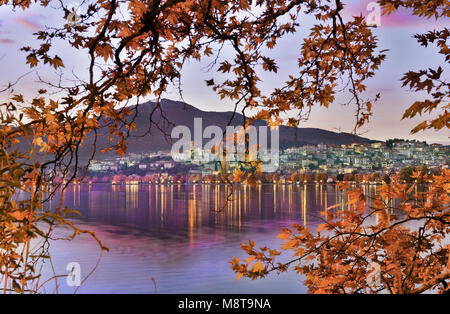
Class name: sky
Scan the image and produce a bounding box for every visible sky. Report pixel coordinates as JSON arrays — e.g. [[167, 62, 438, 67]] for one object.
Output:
[[0, 0, 448, 144]]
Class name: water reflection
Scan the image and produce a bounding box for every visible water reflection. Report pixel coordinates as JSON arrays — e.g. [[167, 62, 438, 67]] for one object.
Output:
[[42, 183, 383, 294], [62, 183, 380, 238]]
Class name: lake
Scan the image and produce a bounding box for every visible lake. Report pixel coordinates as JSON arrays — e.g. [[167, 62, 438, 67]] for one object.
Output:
[[39, 183, 378, 294]]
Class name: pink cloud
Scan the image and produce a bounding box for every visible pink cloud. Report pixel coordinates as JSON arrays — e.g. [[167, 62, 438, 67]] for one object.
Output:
[[343, 0, 447, 29], [0, 38, 14, 45], [13, 15, 43, 31]]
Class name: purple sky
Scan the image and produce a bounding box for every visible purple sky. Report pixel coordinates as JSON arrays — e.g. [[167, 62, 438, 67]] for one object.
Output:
[[0, 1, 448, 144]]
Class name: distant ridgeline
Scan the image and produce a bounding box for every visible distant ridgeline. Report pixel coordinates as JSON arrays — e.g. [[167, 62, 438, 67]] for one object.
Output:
[[73, 98, 371, 165]]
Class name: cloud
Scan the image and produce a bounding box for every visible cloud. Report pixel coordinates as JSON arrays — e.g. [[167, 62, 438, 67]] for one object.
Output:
[[13, 15, 43, 31], [343, 0, 448, 29], [0, 38, 14, 45]]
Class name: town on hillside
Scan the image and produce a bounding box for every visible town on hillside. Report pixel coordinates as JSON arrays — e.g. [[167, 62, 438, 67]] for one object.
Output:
[[82, 139, 449, 184]]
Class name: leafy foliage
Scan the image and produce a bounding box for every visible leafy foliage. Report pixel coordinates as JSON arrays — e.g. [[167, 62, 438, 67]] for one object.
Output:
[[379, 0, 449, 133], [0, 0, 448, 293], [231, 170, 450, 294], [0, 110, 108, 293], [229, 0, 450, 294]]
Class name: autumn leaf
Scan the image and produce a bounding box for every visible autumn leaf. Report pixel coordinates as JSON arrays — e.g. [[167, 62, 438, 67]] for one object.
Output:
[[10, 211, 28, 221], [26, 54, 39, 68], [12, 94, 24, 103], [252, 261, 264, 272], [50, 55, 65, 69]]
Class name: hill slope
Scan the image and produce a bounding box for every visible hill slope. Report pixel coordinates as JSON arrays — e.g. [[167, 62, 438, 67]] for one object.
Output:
[[86, 99, 371, 159], [16, 99, 371, 165]]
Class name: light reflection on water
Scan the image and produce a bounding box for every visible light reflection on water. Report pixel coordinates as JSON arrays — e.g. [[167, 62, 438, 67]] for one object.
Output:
[[40, 183, 378, 294]]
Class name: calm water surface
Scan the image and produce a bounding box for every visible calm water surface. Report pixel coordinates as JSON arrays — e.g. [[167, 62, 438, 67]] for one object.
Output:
[[41, 183, 377, 294]]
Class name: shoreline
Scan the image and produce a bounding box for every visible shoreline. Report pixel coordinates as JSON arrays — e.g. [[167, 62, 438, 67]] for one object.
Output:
[[60, 181, 385, 186]]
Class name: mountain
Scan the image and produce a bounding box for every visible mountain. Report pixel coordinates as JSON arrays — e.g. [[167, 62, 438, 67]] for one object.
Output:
[[80, 98, 371, 162], [15, 99, 371, 165]]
